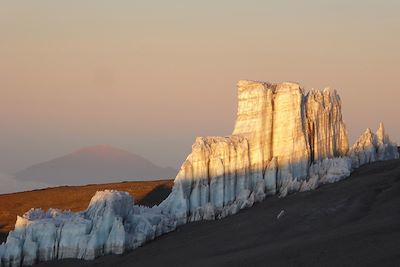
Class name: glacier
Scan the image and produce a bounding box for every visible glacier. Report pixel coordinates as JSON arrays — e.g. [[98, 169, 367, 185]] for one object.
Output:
[[0, 80, 398, 266], [349, 122, 399, 168], [160, 81, 351, 223], [0, 191, 176, 267]]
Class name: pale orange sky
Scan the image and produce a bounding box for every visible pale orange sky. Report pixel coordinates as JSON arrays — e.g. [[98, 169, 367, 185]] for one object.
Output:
[[0, 1, 399, 173]]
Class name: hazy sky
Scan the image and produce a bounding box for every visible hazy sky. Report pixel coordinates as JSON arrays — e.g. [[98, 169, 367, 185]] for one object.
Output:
[[0, 1, 399, 174]]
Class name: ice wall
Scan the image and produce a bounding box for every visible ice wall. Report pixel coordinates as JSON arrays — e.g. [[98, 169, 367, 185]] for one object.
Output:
[[0, 190, 176, 267], [305, 88, 349, 161], [160, 80, 351, 223], [350, 122, 399, 167]]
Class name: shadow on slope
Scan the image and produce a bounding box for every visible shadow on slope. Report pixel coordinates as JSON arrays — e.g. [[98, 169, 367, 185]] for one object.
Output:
[[137, 184, 172, 207], [0, 224, 6, 243]]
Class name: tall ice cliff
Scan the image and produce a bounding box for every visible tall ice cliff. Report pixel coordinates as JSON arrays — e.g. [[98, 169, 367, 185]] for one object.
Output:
[[160, 80, 352, 223]]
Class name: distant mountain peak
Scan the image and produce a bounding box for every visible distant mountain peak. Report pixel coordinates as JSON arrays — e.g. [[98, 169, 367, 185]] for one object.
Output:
[[15, 145, 177, 185], [73, 145, 136, 157]]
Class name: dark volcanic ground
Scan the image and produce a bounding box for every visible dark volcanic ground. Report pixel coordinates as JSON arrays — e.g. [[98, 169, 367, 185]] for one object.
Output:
[[0, 233, 6, 244], [33, 159, 400, 266]]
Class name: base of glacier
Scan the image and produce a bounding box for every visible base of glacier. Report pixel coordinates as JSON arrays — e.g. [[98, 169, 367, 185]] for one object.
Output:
[[35, 159, 400, 267], [1, 149, 398, 267], [0, 156, 394, 267]]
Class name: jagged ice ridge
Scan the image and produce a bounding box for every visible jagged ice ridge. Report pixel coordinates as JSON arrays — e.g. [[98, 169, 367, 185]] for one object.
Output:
[[1, 80, 398, 266], [0, 191, 176, 266]]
